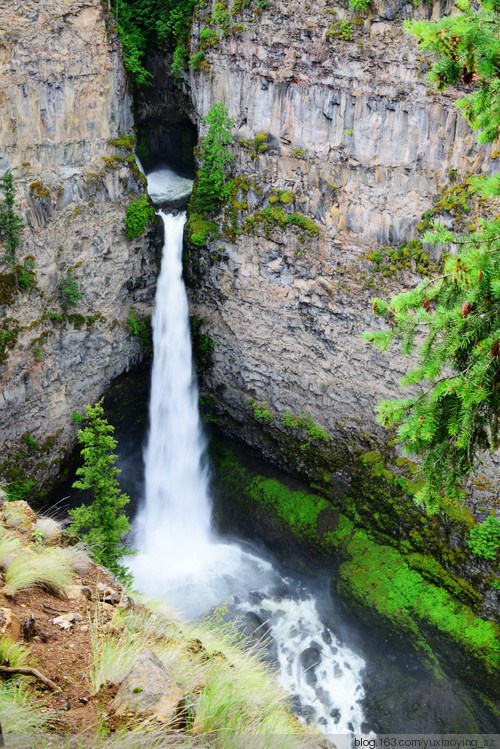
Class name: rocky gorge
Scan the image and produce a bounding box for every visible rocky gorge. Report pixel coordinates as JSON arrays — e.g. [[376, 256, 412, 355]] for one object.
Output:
[[0, 0, 157, 496], [0, 0, 499, 735]]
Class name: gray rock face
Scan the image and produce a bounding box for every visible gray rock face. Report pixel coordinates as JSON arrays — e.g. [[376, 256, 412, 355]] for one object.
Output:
[[0, 0, 156, 488], [185, 0, 500, 500], [111, 649, 184, 723]]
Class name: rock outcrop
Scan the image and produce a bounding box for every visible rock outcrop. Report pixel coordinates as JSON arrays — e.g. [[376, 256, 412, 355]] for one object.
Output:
[[0, 0, 156, 492], [185, 0, 499, 500]]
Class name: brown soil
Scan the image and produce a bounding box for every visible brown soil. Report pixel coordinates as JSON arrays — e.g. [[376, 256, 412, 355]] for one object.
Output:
[[0, 556, 127, 738]]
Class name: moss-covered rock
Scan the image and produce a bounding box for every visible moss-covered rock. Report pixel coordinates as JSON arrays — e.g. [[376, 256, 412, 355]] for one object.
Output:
[[211, 441, 500, 699]]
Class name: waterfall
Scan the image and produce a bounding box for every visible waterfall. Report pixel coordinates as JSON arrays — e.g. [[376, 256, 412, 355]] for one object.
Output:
[[132, 212, 214, 579], [129, 173, 370, 735]]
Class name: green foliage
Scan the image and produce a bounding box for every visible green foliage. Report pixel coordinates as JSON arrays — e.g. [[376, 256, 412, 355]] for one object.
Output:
[[193, 103, 235, 213], [281, 411, 330, 451], [16, 257, 35, 289], [364, 224, 500, 512], [364, 9, 500, 513], [248, 398, 273, 423], [58, 274, 82, 309], [326, 22, 353, 41], [348, 0, 369, 10], [200, 27, 220, 48], [116, 0, 196, 86], [468, 514, 500, 560], [127, 307, 152, 352], [365, 239, 433, 278], [0, 172, 24, 279], [186, 212, 218, 246], [407, 0, 500, 145], [213, 445, 500, 683], [71, 410, 83, 424], [125, 193, 155, 239], [190, 316, 215, 374], [189, 50, 206, 70], [246, 205, 320, 239], [68, 400, 132, 583]]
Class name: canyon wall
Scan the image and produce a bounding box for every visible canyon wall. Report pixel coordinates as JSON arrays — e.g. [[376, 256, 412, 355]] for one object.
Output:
[[185, 0, 499, 504], [0, 0, 156, 493]]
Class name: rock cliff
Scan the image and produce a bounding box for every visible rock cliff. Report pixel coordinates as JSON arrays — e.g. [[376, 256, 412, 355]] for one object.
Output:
[[185, 0, 499, 501], [0, 0, 156, 494]]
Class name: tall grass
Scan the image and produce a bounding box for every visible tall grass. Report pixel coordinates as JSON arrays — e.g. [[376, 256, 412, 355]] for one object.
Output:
[[90, 602, 308, 747], [3, 545, 76, 597]]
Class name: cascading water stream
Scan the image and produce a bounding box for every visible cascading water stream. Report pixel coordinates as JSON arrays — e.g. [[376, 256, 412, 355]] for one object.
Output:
[[132, 211, 214, 577], [130, 176, 371, 736]]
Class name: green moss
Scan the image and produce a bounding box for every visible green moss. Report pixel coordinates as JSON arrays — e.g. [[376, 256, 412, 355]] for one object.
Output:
[[109, 134, 135, 151], [246, 205, 320, 238], [186, 212, 218, 246], [0, 320, 20, 364], [29, 181, 49, 199], [0, 273, 17, 305], [212, 444, 500, 690]]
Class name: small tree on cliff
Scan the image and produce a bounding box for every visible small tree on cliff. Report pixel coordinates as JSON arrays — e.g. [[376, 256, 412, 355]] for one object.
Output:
[[0, 171, 24, 279], [194, 102, 235, 213], [364, 0, 500, 513], [68, 401, 133, 583]]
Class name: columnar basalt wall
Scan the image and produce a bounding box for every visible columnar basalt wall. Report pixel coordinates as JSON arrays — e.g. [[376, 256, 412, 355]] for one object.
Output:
[[0, 0, 156, 490], [185, 0, 499, 502]]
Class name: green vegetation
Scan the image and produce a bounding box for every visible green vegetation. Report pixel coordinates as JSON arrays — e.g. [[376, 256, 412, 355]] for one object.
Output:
[[326, 22, 353, 41], [116, 0, 196, 86], [16, 257, 35, 289], [212, 444, 500, 688], [89, 603, 306, 744], [468, 514, 500, 560], [281, 411, 330, 451], [0, 172, 24, 284], [364, 6, 500, 513], [407, 0, 500, 144], [125, 193, 155, 239], [68, 400, 133, 584], [246, 205, 320, 239], [127, 307, 152, 353], [248, 398, 273, 423], [58, 273, 82, 309], [190, 315, 215, 374], [349, 0, 369, 10], [192, 103, 235, 214], [186, 212, 218, 246]]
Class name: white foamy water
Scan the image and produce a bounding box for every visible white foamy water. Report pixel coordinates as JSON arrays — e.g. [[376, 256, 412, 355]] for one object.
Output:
[[129, 167, 370, 735], [146, 167, 193, 205]]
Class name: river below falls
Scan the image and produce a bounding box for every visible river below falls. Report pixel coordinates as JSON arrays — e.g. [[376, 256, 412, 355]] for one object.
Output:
[[47, 163, 499, 736]]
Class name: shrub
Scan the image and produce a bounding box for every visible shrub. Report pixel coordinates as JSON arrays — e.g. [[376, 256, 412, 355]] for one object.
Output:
[[125, 194, 155, 239], [59, 274, 82, 309], [468, 515, 500, 560], [0, 172, 24, 279]]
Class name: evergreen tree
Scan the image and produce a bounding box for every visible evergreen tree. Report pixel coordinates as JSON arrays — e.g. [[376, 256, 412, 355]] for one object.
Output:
[[364, 0, 500, 513], [68, 401, 133, 583], [194, 103, 234, 213], [0, 172, 24, 277]]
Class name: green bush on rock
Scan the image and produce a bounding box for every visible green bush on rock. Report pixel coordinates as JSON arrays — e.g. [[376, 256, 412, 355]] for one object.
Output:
[[468, 514, 500, 560], [125, 194, 154, 239]]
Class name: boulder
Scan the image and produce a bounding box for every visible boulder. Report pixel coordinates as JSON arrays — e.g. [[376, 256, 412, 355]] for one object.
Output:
[[2, 501, 36, 532], [0, 607, 21, 639], [111, 649, 184, 724]]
